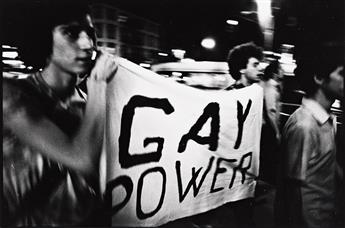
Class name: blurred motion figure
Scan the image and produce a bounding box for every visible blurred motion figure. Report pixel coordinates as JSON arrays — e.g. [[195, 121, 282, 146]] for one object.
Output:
[[259, 60, 284, 185], [275, 43, 344, 228], [2, 0, 117, 226]]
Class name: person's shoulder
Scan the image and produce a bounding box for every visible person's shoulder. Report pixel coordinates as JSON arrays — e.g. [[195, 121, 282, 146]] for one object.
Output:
[[3, 73, 36, 95], [3, 74, 35, 92], [3, 76, 26, 101], [284, 107, 317, 133], [225, 81, 245, 90], [3, 74, 41, 117], [3, 77, 26, 119]]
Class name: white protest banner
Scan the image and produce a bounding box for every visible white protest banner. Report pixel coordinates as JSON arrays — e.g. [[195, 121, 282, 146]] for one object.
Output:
[[103, 58, 263, 227]]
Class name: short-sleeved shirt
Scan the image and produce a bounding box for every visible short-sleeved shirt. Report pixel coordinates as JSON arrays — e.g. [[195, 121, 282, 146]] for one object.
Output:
[[2, 73, 101, 226], [276, 98, 337, 228]]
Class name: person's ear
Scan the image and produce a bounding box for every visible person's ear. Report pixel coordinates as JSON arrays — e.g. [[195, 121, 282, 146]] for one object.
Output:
[[314, 74, 324, 86], [240, 69, 246, 74]]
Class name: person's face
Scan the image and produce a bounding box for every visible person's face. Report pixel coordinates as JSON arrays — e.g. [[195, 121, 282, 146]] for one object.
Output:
[[242, 57, 264, 84], [49, 14, 96, 75], [322, 66, 344, 100]]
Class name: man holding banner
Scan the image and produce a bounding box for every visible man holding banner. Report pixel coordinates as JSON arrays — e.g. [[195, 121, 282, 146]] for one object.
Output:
[[226, 42, 264, 90], [103, 42, 264, 227], [3, 1, 118, 226], [3, 3, 264, 223], [204, 42, 264, 228], [184, 42, 265, 228]]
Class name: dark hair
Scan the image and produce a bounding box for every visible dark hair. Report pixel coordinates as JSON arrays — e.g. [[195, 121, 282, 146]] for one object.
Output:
[[226, 42, 264, 80], [18, 0, 94, 70], [296, 43, 344, 97], [262, 60, 281, 81]]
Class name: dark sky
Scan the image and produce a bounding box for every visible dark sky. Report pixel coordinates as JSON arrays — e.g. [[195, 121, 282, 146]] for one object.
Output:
[[103, 0, 243, 21], [104, 0, 261, 60], [2, 0, 252, 60], [2, 0, 344, 60], [107, 0, 344, 59], [94, 0, 247, 52]]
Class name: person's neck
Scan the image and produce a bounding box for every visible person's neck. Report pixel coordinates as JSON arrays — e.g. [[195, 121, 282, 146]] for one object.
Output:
[[41, 64, 77, 100], [239, 74, 252, 87], [310, 89, 334, 113]]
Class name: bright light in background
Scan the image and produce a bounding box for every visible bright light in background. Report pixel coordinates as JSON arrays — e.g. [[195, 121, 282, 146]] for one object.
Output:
[[240, 11, 253, 15], [139, 63, 151, 68], [280, 44, 294, 63], [201, 38, 216, 49], [259, 62, 269, 70], [158, 52, 168, 57], [263, 50, 273, 55], [171, 49, 186, 59], [180, 58, 195, 63], [226, 19, 239, 26], [172, 72, 182, 77], [256, 0, 272, 27], [279, 44, 296, 75], [3, 51, 18, 59], [3, 60, 24, 66]]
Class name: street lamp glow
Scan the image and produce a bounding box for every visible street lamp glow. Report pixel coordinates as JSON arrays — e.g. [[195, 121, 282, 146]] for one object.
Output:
[[201, 38, 216, 49], [226, 20, 239, 25]]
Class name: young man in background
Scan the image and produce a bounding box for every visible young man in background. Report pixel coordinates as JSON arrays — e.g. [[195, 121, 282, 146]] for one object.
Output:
[[275, 43, 344, 228]]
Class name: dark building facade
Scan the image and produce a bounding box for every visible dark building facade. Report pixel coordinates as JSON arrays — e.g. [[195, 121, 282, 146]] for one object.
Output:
[[90, 3, 162, 65]]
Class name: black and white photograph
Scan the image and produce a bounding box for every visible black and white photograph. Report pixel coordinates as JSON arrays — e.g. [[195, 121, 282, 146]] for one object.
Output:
[[2, 0, 344, 227]]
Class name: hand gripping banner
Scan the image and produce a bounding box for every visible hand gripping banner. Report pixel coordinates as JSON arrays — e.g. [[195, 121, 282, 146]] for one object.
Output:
[[101, 58, 263, 226]]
